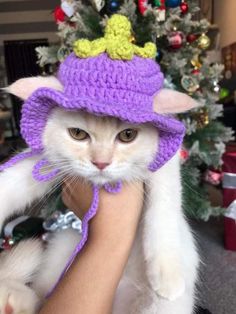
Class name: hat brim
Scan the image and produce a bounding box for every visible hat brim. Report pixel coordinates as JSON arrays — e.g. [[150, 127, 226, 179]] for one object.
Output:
[[21, 87, 185, 171]]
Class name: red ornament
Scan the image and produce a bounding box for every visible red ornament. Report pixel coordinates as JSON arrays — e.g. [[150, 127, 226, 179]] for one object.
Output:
[[138, 0, 148, 15], [192, 68, 200, 75], [1, 237, 14, 250], [54, 6, 66, 23], [204, 169, 222, 186], [180, 148, 189, 162], [168, 31, 184, 49], [180, 2, 188, 14], [187, 34, 197, 43]]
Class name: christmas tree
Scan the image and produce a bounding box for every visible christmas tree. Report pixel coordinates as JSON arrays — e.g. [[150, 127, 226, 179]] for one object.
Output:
[[36, 0, 233, 220]]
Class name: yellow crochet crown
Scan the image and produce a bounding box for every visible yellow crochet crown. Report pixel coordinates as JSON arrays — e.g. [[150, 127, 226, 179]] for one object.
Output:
[[73, 14, 156, 60]]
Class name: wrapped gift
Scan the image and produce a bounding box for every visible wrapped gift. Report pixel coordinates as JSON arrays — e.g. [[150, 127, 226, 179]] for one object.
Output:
[[222, 151, 236, 251], [224, 201, 236, 251]]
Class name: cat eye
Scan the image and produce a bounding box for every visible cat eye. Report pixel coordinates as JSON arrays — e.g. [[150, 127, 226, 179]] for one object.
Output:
[[68, 128, 89, 141], [117, 129, 138, 143]]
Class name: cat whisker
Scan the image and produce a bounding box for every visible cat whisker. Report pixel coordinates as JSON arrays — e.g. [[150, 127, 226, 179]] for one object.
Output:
[[30, 169, 74, 214]]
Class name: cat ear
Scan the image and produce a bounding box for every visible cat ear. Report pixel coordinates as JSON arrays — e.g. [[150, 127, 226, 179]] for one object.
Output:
[[3, 76, 63, 100], [153, 89, 199, 114]]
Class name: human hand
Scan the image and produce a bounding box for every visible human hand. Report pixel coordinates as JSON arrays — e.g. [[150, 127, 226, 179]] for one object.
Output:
[[62, 178, 144, 244], [40, 180, 144, 314], [62, 178, 93, 220]]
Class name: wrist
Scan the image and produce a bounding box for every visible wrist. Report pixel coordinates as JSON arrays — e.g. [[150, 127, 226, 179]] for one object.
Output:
[[86, 183, 143, 248]]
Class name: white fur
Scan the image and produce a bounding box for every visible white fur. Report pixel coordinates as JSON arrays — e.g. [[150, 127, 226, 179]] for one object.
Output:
[[32, 229, 81, 298], [0, 240, 43, 314], [0, 279, 39, 314], [0, 78, 199, 313], [0, 155, 54, 230], [0, 239, 43, 283]]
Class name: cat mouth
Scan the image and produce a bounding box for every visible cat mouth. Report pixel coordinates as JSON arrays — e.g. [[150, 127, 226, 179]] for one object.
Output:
[[72, 164, 127, 184], [88, 171, 116, 185]]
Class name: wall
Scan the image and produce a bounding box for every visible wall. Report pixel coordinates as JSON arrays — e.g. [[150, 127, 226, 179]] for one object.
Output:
[[0, 0, 60, 137], [0, 0, 59, 56], [214, 0, 236, 48]]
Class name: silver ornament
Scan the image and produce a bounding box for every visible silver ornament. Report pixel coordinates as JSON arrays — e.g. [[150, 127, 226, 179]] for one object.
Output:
[[90, 0, 105, 11], [61, 0, 76, 17], [181, 75, 199, 93], [57, 46, 71, 62], [43, 210, 82, 233]]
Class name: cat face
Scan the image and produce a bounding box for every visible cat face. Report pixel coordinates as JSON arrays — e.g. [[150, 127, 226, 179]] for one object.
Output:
[[42, 108, 158, 184]]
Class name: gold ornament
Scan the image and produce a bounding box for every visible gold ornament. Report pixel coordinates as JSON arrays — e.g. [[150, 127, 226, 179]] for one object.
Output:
[[198, 33, 210, 50], [196, 108, 209, 128], [191, 55, 202, 69], [129, 35, 136, 44]]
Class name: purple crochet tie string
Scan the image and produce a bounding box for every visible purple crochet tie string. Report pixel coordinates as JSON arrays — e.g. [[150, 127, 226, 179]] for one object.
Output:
[[0, 151, 39, 171], [32, 158, 60, 182], [104, 180, 122, 193]]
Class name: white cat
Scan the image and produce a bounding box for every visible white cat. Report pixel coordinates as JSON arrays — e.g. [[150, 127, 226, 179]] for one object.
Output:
[[0, 77, 199, 314]]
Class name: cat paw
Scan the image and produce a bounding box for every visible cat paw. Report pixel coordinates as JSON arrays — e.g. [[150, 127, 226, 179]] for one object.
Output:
[[154, 271, 185, 301], [0, 280, 39, 314], [147, 255, 185, 301]]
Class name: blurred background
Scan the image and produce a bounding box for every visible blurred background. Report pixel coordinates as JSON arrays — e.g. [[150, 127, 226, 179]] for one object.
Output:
[[0, 1, 236, 313]]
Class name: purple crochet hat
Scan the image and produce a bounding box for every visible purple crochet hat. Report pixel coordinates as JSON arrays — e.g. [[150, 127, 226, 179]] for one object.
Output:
[[20, 52, 185, 172]]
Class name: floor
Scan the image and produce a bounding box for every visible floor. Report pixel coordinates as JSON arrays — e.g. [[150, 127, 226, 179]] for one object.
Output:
[[192, 218, 236, 314]]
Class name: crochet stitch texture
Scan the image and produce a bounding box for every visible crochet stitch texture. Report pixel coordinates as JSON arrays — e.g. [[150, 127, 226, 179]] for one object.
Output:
[[73, 14, 156, 60]]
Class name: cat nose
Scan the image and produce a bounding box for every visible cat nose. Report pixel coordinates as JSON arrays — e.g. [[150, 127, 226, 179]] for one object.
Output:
[[92, 161, 110, 170]]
